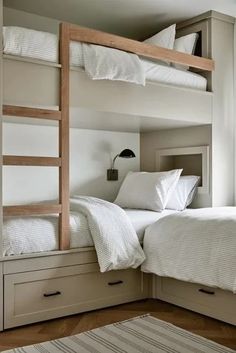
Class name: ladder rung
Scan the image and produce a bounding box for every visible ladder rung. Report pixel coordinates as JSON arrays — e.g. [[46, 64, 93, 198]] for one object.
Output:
[[3, 156, 61, 167], [3, 204, 62, 217], [3, 105, 61, 121]]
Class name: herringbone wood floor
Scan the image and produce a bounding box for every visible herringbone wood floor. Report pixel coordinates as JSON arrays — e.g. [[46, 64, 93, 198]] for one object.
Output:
[[0, 299, 236, 351]]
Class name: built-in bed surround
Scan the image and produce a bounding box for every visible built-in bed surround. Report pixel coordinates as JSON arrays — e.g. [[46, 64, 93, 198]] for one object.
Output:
[[3, 26, 207, 91]]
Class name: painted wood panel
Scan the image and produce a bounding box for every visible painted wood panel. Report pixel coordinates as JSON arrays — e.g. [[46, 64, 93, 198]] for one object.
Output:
[[4, 264, 148, 328], [3, 57, 213, 131]]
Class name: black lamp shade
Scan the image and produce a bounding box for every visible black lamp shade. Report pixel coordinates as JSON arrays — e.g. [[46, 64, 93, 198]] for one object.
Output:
[[119, 149, 136, 158]]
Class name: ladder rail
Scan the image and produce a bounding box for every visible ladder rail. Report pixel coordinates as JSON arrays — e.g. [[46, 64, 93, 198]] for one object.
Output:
[[3, 23, 70, 251]]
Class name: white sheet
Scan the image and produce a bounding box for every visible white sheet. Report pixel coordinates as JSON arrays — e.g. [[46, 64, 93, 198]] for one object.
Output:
[[142, 207, 236, 293], [125, 209, 178, 241], [3, 205, 170, 257], [3, 26, 207, 90], [70, 196, 145, 272], [143, 60, 207, 91]]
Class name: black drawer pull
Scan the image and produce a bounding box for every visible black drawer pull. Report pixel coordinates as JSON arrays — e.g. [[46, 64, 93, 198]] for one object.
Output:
[[43, 291, 61, 297], [198, 288, 215, 295], [108, 280, 123, 286]]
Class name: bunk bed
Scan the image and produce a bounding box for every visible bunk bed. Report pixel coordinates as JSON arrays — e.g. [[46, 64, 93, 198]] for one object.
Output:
[[2, 22, 214, 252], [2, 11, 229, 330]]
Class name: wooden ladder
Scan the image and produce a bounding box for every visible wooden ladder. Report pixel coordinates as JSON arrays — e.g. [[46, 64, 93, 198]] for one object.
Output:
[[2, 23, 70, 250]]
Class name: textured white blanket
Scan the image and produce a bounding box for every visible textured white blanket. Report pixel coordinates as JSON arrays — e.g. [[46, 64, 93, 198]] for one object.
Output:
[[70, 196, 145, 272], [82, 43, 145, 85], [142, 207, 236, 292]]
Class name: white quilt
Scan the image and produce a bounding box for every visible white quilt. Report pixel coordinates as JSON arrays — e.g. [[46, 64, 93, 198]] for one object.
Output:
[[70, 196, 145, 272], [82, 43, 145, 85], [142, 207, 236, 293]]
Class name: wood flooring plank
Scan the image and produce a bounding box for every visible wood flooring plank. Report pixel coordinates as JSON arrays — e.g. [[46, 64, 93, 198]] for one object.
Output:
[[0, 300, 235, 351]]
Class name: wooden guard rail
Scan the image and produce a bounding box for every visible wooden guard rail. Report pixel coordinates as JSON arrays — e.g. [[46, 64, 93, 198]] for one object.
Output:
[[2, 22, 214, 254], [69, 24, 214, 72], [3, 204, 62, 217]]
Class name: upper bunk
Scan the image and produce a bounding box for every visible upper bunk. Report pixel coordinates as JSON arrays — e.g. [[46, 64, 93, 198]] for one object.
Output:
[[2, 16, 214, 132]]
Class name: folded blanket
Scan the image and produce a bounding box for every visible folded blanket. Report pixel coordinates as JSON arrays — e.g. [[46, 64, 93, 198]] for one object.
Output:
[[70, 196, 146, 272], [82, 43, 145, 85], [142, 207, 236, 292]]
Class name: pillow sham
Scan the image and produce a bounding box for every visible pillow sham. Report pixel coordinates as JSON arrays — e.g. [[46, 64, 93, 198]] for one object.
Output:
[[166, 175, 200, 211], [144, 24, 176, 49], [114, 169, 182, 212], [142, 24, 176, 69], [173, 33, 199, 70]]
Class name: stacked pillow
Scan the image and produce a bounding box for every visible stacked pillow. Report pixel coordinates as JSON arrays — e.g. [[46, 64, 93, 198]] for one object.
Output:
[[166, 175, 200, 211], [114, 170, 199, 212], [142, 24, 199, 71]]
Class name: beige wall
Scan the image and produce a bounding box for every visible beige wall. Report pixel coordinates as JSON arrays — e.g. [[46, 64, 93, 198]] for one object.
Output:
[[140, 125, 212, 207], [3, 6, 59, 33], [3, 123, 140, 205]]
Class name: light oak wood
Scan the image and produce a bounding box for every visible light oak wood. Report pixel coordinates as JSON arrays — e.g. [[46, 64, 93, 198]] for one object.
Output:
[[69, 24, 214, 72], [3, 105, 61, 120], [3, 204, 62, 217], [59, 23, 70, 250], [3, 156, 61, 167]]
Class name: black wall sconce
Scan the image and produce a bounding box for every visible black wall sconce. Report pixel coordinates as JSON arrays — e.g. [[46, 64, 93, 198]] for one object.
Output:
[[107, 149, 136, 181]]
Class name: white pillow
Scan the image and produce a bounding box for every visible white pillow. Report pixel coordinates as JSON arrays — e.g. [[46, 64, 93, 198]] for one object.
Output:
[[142, 24, 176, 69], [114, 169, 182, 212], [166, 175, 200, 211], [144, 24, 176, 49], [173, 33, 199, 71]]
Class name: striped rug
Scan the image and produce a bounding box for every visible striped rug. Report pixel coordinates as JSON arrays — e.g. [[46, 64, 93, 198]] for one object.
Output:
[[4, 314, 235, 353]]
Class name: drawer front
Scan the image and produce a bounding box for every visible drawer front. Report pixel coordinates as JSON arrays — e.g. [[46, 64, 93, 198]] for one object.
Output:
[[4, 264, 148, 328], [154, 275, 236, 325]]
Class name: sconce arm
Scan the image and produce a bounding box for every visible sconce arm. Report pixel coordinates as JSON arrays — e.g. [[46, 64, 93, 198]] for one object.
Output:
[[111, 154, 120, 170]]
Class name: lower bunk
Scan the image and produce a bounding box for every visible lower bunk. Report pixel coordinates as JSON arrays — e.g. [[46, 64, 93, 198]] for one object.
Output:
[[2, 193, 236, 329]]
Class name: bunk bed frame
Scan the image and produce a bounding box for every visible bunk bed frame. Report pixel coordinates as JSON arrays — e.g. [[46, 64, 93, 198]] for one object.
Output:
[[8, 13, 236, 330], [2, 22, 214, 252]]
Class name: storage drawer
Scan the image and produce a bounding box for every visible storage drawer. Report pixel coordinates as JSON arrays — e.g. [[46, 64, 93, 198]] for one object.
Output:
[[4, 263, 148, 328], [153, 275, 236, 325]]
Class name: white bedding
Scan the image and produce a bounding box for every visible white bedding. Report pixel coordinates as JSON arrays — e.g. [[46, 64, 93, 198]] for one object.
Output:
[[142, 207, 236, 293], [70, 196, 145, 272], [3, 205, 174, 257], [3, 26, 207, 90]]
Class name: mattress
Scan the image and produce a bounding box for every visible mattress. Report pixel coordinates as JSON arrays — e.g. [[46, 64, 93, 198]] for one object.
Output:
[[3, 26, 207, 91], [3, 208, 177, 256]]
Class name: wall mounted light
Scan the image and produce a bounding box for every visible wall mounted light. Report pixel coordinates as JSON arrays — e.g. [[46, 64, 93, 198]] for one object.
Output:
[[107, 149, 136, 181]]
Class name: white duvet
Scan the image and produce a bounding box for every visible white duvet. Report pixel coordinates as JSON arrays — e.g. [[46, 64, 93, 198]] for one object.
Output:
[[142, 207, 236, 293], [3, 207, 174, 258], [70, 196, 145, 271], [4, 197, 145, 272]]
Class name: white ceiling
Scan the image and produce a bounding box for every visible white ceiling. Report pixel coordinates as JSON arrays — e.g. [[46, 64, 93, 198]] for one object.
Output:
[[3, 0, 236, 39]]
